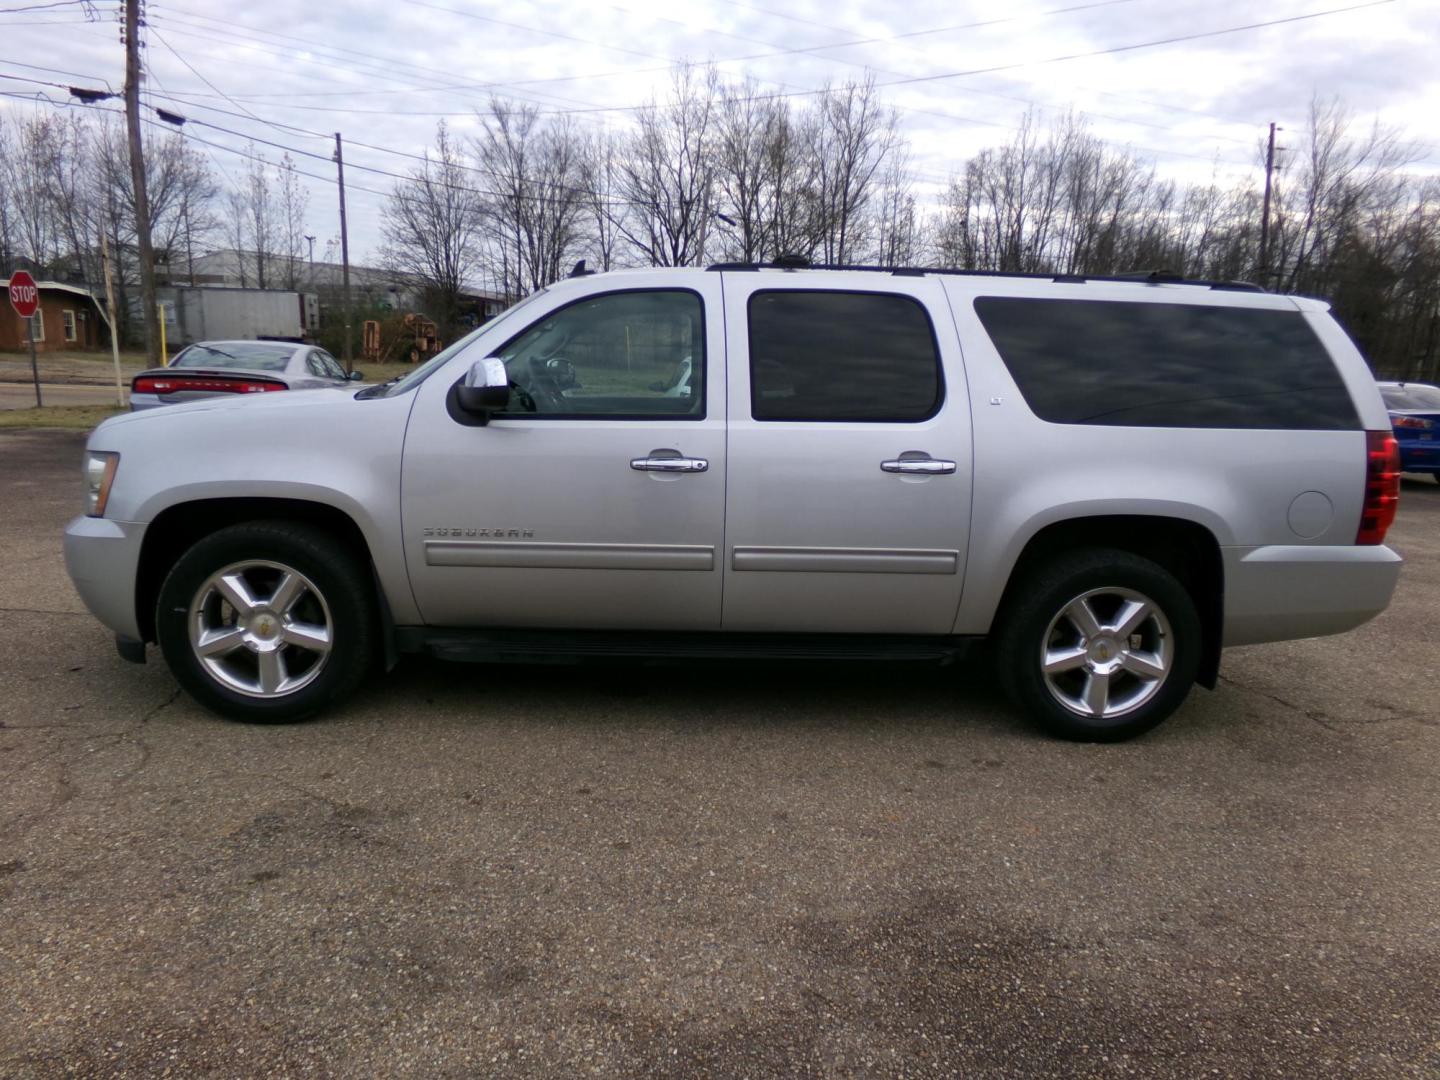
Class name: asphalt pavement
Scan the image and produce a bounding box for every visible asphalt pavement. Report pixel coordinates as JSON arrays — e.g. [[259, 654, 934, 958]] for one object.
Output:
[[2, 428, 1437, 1078]]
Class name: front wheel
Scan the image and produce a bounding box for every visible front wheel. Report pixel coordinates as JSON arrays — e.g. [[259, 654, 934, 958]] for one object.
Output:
[[994, 549, 1201, 741], [155, 522, 376, 722]]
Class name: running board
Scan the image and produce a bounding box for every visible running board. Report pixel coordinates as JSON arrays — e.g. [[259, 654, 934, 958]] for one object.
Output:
[[394, 627, 979, 666]]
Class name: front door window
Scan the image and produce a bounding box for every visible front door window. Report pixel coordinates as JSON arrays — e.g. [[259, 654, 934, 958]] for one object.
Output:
[[492, 290, 704, 419]]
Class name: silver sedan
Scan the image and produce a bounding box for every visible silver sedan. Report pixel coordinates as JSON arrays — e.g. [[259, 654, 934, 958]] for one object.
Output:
[[129, 341, 362, 411]]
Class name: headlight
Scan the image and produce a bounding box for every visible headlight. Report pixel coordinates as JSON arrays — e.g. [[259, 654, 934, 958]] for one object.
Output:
[[83, 452, 119, 518]]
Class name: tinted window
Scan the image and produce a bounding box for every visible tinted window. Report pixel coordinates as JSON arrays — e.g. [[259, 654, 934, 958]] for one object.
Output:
[[173, 342, 294, 372], [748, 291, 942, 422], [974, 298, 1360, 430], [1380, 384, 1440, 410], [493, 290, 704, 418]]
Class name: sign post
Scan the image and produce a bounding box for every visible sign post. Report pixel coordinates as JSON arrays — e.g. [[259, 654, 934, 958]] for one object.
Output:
[[7, 270, 42, 408]]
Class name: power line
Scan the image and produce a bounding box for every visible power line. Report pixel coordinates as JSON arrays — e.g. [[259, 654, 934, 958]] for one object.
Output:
[[132, 1, 1372, 166], [507, 0, 1399, 116], [148, 27, 303, 139], [0, 0, 93, 12]]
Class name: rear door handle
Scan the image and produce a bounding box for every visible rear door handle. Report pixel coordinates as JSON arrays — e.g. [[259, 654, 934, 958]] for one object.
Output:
[[881, 457, 956, 475], [631, 455, 709, 473]]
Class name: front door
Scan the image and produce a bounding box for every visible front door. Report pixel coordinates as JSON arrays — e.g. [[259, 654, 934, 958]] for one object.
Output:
[[401, 280, 725, 629], [720, 277, 973, 634]]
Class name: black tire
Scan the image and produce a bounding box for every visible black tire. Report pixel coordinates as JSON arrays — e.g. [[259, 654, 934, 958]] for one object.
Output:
[[993, 548, 1201, 742], [155, 521, 376, 723]]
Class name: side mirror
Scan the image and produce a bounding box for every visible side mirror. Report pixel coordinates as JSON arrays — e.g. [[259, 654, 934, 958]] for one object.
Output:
[[455, 357, 511, 417], [348, 370, 364, 381]]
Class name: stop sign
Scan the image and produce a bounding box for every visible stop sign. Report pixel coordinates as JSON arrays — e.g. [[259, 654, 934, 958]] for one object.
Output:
[[8, 270, 39, 319]]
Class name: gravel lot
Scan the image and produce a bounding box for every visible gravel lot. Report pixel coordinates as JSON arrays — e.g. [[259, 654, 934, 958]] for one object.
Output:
[[2, 428, 1437, 1078]]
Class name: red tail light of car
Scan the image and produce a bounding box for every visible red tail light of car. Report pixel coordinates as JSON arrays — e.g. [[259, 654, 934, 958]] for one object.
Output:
[[1356, 431, 1400, 545], [132, 374, 287, 395]]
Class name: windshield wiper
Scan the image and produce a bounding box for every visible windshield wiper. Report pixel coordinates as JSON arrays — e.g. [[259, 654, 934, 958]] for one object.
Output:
[[355, 373, 405, 399], [193, 344, 241, 361]]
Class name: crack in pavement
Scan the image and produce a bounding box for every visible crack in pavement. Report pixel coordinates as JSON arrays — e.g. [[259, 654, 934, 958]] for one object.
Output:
[[1217, 674, 1345, 733]]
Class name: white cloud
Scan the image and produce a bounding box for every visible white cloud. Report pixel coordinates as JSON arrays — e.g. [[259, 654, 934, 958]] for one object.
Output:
[[2, 0, 1434, 261]]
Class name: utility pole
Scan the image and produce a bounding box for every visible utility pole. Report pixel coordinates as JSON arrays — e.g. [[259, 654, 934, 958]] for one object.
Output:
[[100, 234, 125, 407], [123, 0, 161, 366], [1258, 121, 1278, 285], [334, 133, 353, 371]]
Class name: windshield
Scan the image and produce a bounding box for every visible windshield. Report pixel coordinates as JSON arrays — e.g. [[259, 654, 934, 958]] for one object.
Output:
[[1381, 383, 1440, 410], [173, 343, 295, 372], [375, 289, 549, 398]]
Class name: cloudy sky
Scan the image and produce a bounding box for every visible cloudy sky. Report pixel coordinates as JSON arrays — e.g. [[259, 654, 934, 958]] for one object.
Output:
[[2, 0, 1437, 266]]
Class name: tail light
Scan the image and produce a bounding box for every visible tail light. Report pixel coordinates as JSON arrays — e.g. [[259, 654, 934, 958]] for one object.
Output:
[[132, 374, 286, 395], [1356, 431, 1400, 545], [1390, 414, 1433, 430]]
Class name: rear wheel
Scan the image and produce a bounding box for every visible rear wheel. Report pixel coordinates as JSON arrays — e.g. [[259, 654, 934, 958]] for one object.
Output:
[[156, 522, 376, 722], [995, 548, 1201, 741]]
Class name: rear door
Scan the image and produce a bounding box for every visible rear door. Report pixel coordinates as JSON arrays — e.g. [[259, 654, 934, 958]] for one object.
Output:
[[720, 275, 973, 634]]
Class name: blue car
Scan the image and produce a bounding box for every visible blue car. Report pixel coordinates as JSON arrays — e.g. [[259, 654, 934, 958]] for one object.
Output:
[[1379, 381, 1440, 483]]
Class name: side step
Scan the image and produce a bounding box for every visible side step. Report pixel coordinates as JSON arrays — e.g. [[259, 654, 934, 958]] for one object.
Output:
[[394, 627, 980, 666]]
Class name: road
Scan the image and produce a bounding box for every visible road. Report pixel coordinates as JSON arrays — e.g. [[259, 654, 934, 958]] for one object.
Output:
[[1, 428, 1437, 1078], [0, 382, 126, 410]]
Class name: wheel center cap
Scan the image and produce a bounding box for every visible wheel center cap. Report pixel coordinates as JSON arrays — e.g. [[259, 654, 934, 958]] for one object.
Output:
[[252, 614, 277, 640], [1088, 637, 1117, 664]]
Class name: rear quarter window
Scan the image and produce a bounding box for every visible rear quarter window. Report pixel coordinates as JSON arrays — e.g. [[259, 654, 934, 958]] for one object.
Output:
[[974, 297, 1360, 430]]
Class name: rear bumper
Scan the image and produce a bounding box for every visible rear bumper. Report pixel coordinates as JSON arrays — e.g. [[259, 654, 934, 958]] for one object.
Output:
[[1396, 438, 1439, 472], [1222, 543, 1402, 647], [63, 515, 148, 641]]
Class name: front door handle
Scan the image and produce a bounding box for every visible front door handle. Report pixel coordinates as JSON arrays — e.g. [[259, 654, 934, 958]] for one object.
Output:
[[631, 455, 709, 474], [881, 457, 956, 475]]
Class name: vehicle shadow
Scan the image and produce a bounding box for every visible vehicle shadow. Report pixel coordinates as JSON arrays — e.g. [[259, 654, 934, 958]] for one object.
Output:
[[364, 650, 1029, 739]]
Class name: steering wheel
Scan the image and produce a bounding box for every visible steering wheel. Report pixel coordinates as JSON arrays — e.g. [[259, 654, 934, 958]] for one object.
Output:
[[525, 365, 569, 412], [540, 356, 579, 390]]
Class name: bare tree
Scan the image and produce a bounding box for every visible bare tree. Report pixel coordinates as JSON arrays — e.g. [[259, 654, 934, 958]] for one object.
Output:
[[872, 151, 920, 267], [276, 153, 310, 290], [580, 128, 624, 272], [473, 98, 588, 299], [242, 146, 275, 289], [0, 112, 61, 268], [614, 64, 719, 267], [808, 77, 900, 264], [379, 120, 487, 331], [224, 189, 250, 287], [713, 78, 782, 262]]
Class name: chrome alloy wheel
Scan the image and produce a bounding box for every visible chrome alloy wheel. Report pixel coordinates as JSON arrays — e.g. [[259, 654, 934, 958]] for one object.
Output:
[[188, 560, 333, 698], [1040, 587, 1172, 719]]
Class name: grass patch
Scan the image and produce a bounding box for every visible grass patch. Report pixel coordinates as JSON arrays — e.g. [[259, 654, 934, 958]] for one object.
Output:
[[0, 405, 127, 430]]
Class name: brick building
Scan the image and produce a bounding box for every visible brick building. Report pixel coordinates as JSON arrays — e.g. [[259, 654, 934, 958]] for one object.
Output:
[[0, 279, 106, 353]]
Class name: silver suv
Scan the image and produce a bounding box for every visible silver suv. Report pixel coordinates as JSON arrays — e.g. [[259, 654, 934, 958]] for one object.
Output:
[[63, 265, 1404, 740]]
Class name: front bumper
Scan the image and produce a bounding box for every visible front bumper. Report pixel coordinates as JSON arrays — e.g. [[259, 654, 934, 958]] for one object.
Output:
[[1222, 543, 1402, 647], [63, 515, 148, 641]]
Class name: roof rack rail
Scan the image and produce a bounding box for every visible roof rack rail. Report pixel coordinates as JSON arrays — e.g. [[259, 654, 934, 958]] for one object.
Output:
[[703, 261, 1267, 292]]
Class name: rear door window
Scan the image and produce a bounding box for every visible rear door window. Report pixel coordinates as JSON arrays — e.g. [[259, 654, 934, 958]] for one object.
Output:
[[974, 297, 1360, 430], [747, 291, 942, 422]]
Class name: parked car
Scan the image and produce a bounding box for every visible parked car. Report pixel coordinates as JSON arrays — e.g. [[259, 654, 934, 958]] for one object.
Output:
[[1377, 381, 1440, 482], [66, 265, 1403, 741], [129, 340, 361, 410]]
